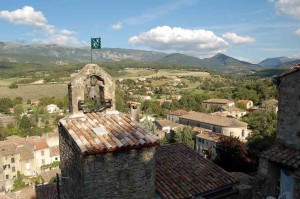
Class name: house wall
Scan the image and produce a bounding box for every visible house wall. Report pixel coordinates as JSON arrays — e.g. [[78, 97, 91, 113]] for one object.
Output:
[[195, 137, 217, 158], [0, 154, 20, 181], [221, 127, 249, 140], [19, 158, 35, 176], [167, 114, 179, 123], [277, 71, 300, 149], [82, 148, 156, 199], [33, 148, 51, 173], [179, 118, 249, 140]]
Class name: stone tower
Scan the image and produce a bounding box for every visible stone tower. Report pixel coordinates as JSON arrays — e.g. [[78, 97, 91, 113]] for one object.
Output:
[[258, 67, 300, 198], [59, 64, 159, 199]]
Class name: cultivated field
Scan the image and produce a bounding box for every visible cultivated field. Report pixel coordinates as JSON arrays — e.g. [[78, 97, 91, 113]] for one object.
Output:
[[118, 69, 210, 79], [0, 83, 68, 101]]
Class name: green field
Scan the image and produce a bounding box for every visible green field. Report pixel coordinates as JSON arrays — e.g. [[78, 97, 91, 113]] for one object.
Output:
[[0, 83, 68, 101]]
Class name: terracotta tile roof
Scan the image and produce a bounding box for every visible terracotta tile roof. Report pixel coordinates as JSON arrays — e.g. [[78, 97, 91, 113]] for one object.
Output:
[[35, 183, 60, 199], [203, 98, 234, 104], [155, 119, 181, 128], [26, 136, 49, 150], [196, 131, 223, 142], [17, 146, 34, 160], [50, 146, 59, 157], [5, 135, 25, 147], [260, 145, 300, 169], [59, 112, 159, 155], [156, 143, 238, 199], [0, 141, 17, 156], [236, 100, 251, 104], [179, 112, 247, 128], [13, 187, 36, 199], [168, 109, 189, 116], [40, 169, 60, 183]]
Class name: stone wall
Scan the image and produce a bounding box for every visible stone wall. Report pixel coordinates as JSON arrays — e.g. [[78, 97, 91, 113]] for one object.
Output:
[[82, 147, 156, 199], [277, 70, 300, 149], [68, 64, 116, 114], [59, 124, 83, 199]]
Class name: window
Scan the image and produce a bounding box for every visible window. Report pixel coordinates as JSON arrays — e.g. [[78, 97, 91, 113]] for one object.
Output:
[[5, 175, 9, 180], [55, 157, 58, 161], [230, 132, 233, 136], [241, 130, 245, 137], [41, 150, 44, 156], [42, 159, 45, 165], [12, 166, 15, 172], [11, 158, 15, 163]]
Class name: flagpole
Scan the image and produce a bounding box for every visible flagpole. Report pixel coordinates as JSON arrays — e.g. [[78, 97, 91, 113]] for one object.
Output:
[[91, 48, 93, 63]]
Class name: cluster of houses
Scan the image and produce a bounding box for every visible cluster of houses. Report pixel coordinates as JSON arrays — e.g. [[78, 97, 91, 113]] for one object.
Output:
[[152, 99, 256, 158], [0, 132, 59, 192]]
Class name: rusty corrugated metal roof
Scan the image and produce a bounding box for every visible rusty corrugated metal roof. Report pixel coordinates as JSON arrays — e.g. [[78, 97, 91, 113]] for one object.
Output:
[[60, 112, 159, 155]]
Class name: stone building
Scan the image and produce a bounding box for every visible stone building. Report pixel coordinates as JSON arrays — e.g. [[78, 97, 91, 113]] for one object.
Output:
[[236, 100, 253, 109], [179, 111, 250, 141], [166, 109, 189, 123], [59, 64, 159, 199], [202, 98, 235, 110], [258, 67, 300, 198]]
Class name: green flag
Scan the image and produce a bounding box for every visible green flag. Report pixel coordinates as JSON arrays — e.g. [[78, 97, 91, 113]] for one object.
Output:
[[91, 38, 101, 49]]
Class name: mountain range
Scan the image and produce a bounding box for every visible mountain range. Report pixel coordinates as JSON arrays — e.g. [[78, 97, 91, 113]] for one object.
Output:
[[258, 56, 300, 68], [0, 42, 298, 74]]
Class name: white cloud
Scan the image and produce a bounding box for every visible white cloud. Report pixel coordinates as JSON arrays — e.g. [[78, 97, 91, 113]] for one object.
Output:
[[128, 26, 228, 57], [222, 32, 256, 44], [0, 6, 54, 33], [59, 29, 78, 35], [112, 22, 122, 30], [295, 29, 300, 36], [272, 0, 300, 19], [0, 6, 82, 46]]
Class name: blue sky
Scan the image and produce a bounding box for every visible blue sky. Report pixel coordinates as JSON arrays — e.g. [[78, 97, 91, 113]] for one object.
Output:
[[0, 0, 300, 63]]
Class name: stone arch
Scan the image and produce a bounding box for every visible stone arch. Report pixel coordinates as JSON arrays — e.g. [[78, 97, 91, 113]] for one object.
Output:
[[68, 64, 115, 114]]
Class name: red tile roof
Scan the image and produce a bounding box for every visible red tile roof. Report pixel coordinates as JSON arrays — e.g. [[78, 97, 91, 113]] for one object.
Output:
[[260, 146, 300, 169], [50, 146, 60, 157], [156, 143, 238, 199], [17, 145, 34, 160], [26, 136, 49, 150], [59, 112, 159, 155], [168, 109, 189, 116]]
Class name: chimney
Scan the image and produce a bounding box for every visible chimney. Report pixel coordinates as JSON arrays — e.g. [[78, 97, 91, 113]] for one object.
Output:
[[128, 102, 140, 122]]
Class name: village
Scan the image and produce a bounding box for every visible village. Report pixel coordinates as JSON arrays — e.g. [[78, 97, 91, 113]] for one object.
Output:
[[0, 61, 296, 199]]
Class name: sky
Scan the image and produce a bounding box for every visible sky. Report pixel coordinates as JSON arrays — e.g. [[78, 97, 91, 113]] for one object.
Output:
[[0, 0, 300, 63]]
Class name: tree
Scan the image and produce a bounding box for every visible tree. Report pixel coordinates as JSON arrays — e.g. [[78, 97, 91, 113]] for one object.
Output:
[[13, 171, 26, 191], [0, 98, 13, 113], [14, 104, 24, 116], [242, 112, 277, 158], [8, 82, 18, 89], [174, 126, 194, 149], [214, 136, 251, 172], [236, 103, 247, 110]]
